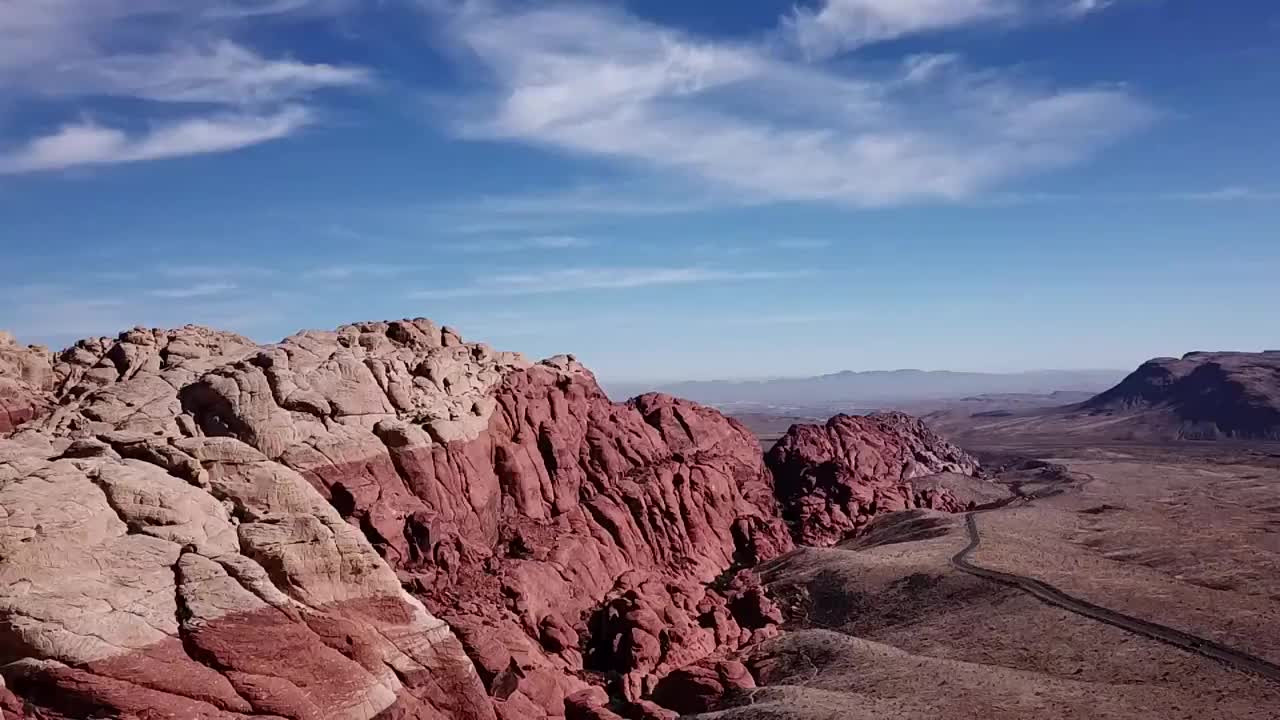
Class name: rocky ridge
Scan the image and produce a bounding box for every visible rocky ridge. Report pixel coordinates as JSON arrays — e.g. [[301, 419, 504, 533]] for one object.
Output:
[[0, 320, 981, 719], [1079, 351, 1280, 440]]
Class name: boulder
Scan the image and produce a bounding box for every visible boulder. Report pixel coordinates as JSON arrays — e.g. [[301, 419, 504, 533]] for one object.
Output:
[[650, 659, 755, 714]]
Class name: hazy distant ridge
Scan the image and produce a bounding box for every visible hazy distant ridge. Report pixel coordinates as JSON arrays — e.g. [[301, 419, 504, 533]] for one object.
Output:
[[608, 368, 1126, 406]]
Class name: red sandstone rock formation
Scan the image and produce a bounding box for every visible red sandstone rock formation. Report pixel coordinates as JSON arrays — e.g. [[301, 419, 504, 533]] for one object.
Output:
[[0, 320, 981, 720], [0, 320, 792, 720], [765, 413, 980, 546]]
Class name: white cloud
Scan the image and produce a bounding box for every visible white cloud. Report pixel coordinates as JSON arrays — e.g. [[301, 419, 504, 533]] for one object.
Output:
[[900, 53, 962, 84], [782, 0, 1119, 59], [409, 266, 805, 299], [45, 41, 371, 106], [0, 1, 366, 173], [437, 3, 1153, 208], [0, 108, 312, 173], [1065, 0, 1115, 18], [527, 235, 593, 249], [438, 184, 737, 229], [784, 0, 1019, 59], [148, 282, 238, 298], [202, 0, 357, 19], [773, 238, 833, 250], [302, 264, 416, 280], [155, 263, 277, 279], [453, 235, 596, 252], [1170, 186, 1280, 201]]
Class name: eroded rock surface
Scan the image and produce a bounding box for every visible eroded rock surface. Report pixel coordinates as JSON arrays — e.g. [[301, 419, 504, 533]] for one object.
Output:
[[0, 320, 795, 719], [0, 433, 490, 719], [1, 320, 986, 719], [765, 413, 980, 546]]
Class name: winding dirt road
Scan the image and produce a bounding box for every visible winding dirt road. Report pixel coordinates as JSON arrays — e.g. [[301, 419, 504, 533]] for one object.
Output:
[[951, 508, 1280, 683]]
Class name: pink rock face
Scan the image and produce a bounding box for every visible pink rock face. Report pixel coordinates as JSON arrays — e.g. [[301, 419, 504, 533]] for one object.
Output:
[[0, 320, 793, 720], [765, 413, 980, 546]]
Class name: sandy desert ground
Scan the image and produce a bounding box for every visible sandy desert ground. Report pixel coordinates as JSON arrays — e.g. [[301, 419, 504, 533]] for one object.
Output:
[[696, 440, 1280, 719]]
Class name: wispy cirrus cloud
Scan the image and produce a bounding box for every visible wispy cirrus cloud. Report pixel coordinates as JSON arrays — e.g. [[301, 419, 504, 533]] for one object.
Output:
[[302, 263, 418, 280], [147, 282, 238, 299], [783, 0, 1118, 59], [154, 263, 277, 279], [1065, 0, 1116, 18], [42, 41, 371, 106], [453, 235, 596, 252], [442, 183, 739, 223], [0, 108, 312, 174], [0, 278, 282, 345], [434, 1, 1152, 208], [0, 1, 368, 174], [772, 238, 834, 250], [409, 267, 806, 299], [1168, 186, 1280, 201], [783, 0, 1019, 59]]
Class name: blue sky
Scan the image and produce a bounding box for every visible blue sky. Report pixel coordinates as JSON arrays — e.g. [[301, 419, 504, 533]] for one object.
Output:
[[1, 0, 1277, 381]]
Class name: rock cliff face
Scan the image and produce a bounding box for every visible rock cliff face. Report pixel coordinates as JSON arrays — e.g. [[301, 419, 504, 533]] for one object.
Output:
[[0, 320, 795, 720], [765, 413, 980, 546]]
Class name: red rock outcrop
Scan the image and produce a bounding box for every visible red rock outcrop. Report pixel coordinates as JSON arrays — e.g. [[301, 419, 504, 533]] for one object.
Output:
[[172, 322, 793, 714], [0, 320, 793, 720], [765, 413, 980, 546]]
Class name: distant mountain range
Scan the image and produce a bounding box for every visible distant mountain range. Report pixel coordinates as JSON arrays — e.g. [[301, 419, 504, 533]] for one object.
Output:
[[606, 368, 1126, 410]]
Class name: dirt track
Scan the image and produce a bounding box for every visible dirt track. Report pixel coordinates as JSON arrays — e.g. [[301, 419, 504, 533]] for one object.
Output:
[[953, 508, 1280, 683]]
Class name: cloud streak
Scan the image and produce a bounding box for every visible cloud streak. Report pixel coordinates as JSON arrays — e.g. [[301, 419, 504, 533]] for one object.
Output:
[[302, 264, 417, 280], [436, 2, 1153, 208], [783, 0, 1118, 59], [409, 267, 805, 299], [0, 108, 312, 174], [148, 282, 238, 298], [453, 235, 596, 252], [783, 0, 1019, 59], [44, 40, 371, 106], [0, 1, 368, 174], [1169, 186, 1280, 202]]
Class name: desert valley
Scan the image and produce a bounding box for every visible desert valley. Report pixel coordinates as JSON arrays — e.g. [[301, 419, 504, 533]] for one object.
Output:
[[2, 322, 1278, 719]]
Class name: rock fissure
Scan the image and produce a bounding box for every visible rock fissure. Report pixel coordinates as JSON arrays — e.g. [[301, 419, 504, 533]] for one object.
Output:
[[170, 553, 265, 715]]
